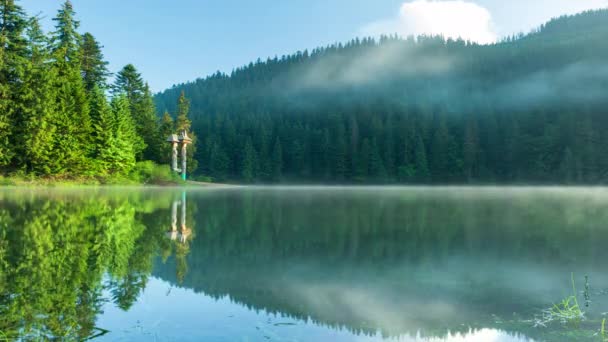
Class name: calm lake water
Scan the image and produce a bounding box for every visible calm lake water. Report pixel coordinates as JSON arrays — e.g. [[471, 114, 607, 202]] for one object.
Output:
[[1, 187, 608, 341]]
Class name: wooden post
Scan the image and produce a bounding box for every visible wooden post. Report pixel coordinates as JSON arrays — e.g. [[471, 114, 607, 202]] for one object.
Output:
[[181, 142, 187, 181], [178, 131, 192, 181], [167, 134, 180, 172], [172, 142, 179, 172]]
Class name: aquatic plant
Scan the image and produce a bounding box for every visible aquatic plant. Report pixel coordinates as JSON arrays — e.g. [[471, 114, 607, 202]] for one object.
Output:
[[533, 273, 585, 327], [602, 318, 607, 341]]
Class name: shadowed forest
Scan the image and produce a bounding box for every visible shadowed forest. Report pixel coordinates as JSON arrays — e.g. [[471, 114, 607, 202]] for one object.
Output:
[[157, 10, 608, 184]]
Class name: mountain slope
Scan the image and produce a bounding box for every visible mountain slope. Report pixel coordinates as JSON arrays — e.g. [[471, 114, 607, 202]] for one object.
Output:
[[156, 9, 608, 184]]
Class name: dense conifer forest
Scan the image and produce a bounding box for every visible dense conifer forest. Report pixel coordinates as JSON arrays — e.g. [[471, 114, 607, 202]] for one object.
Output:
[[0, 0, 193, 182], [157, 9, 608, 184]]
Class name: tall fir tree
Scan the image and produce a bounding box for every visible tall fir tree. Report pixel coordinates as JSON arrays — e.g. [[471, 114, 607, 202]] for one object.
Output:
[[241, 137, 257, 183], [49, 0, 92, 174], [174, 91, 197, 174], [89, 86, 115, 173], [175, 91, 191, 132], [19, 17, 57, 174], [157, 111, 174, 165], [113, 64, 158, 160], [79, 32, 108, 91], [109, 95, 138, 174], [271, 138, 283, 181], [0, 0, 28, 169]]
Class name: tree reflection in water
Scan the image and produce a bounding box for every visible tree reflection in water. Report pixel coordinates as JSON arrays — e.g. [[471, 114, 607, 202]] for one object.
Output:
[[2, 187, 608, 341], [0, 189, 194, 341]]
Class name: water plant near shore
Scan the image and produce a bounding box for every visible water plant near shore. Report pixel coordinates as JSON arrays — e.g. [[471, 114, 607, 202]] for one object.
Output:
[[533, 273, 585, 327]]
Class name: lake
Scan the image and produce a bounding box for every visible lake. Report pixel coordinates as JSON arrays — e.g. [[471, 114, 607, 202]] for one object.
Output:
[[1, 187, 607, 341]]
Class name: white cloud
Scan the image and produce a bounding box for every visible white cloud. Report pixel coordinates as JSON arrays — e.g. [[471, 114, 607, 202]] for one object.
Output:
[[362, 0, 497, 45]]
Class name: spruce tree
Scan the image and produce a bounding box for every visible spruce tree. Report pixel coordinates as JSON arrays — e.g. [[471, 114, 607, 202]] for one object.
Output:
[[242, 138, 257, 182], [113, 64, 158, 160], [0, 0, 28, 169], [157, 111, 174, 165], [209, 139, 229, 180], [413, 135, 430, 182], [174, 91, 197, 174], [463, 119, 479, 182], [369, 138, 387, 181], [175, 91, 191, 132], [49, 0, 92, 174], [271, 138, 283, 181], [89, 86, 115, 173], [19, 18, 57, 174], [110, 95, 138, 174], [79, 32, 108, 91]]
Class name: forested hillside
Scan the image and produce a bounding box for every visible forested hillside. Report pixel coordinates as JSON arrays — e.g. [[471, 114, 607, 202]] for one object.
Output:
[[0, 0, 193, 181], [156, 9, 608, 184]]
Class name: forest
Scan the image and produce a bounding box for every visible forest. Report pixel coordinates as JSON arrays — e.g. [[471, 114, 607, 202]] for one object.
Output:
[[156, 9, 608, 184], [0, 0, 194, 183]]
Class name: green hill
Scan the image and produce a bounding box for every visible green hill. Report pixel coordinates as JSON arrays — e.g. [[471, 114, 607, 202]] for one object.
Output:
[[156, 9, 608, 184]]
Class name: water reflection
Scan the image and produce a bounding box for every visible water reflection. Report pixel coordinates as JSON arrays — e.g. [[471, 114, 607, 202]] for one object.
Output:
[[1, 187, 608, 341]]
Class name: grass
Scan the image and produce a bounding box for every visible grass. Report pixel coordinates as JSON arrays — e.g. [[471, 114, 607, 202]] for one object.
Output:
[[0, 162, 189, 187], [533, 273, 585, 327]]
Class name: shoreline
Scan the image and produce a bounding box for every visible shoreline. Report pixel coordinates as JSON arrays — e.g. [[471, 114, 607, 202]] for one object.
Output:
[[0, 176, 232, 188]]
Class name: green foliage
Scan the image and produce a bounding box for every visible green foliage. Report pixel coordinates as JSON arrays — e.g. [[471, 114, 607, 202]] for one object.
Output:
[[0, 0, 29, 167], [175, 91, 191, 132], [79, 32, 109, 91], [0, 1, 183, 182], [129, 161, 181, 184], [113, 64, 161, 161]]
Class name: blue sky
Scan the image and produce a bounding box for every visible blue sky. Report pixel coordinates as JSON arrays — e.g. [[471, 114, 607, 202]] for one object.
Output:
[[19, 0, 608, 92]]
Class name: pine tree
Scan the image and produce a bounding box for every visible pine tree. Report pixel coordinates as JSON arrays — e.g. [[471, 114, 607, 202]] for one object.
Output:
[[157, 111, 174, 165], [112, 64, 154, 160], [369, 138, 387, 181], [331, 122, 347, 180], [110, 95, 137, 174], [208, 138, 229, 180], [139, 83, 161, 161], [559, 147, 577, 183], [355, 138, 370, 182], [79, 32, 108, 91], [0, 0, 29, 169], [175, 91, 191, 132], [49, 0, 92, 174], [51, 0, 80, 63], [89, 86, 115, 173], [18, 17, 57, 174], [463, 119, 479, 182], [242, 137, 257, 182], [271, 138, 283, 181], [413, 135, 430, 182]]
